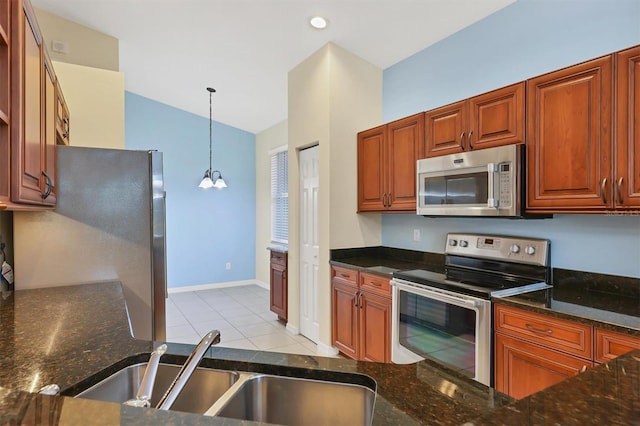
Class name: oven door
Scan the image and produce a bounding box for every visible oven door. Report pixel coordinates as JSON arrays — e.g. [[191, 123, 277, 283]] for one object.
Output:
[[391, 278, 492, 386], [416, 144, 520, 217]]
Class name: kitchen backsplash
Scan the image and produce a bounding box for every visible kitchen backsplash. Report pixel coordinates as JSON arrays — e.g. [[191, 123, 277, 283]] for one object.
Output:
[[381, 214, 640, 279]]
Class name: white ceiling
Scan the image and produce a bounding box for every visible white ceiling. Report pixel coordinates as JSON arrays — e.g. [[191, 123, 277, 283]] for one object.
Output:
[[32, 0, 514, 134]]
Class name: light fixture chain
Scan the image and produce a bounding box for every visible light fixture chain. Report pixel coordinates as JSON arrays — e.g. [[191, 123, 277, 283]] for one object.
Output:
[[209, 88, 213, 172]]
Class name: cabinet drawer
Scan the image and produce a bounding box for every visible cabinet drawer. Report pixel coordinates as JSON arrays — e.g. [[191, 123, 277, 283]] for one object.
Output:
[[595, 328, 640, 363], [495, 305, 592, 359], [332, 266, 358, 286], [359, 272, 391, 297], [270, 250, 287, 266]]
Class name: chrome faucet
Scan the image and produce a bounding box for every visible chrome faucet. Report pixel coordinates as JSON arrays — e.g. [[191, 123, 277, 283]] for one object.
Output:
[[155, 330, 221, 410]]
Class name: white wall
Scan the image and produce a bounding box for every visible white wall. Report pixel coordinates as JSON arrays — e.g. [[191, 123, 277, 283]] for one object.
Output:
[[255, 120, 288, 286], [54, 61, 125, 149], [34, 7, 119, 71], [288, 43, 382, 349]]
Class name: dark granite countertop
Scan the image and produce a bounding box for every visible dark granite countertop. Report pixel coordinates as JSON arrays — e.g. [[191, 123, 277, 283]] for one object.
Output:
[[1, 251, 639, 425], [493, 269, 640, 336], [0, 281, 509, 425]]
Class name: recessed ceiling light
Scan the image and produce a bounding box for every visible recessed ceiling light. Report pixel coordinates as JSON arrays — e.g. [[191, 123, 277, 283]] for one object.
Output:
[[309, 16, 328, 29]]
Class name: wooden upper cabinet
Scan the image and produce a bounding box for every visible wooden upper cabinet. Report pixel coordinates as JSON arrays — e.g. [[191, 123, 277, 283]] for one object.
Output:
[[425, 82, 524, 157], [424, 100, 466, 156], [469, 82, 525, 150], [357, 113, 423, 212], [0, 0, 10, 208], [357, 125, 386, 212], [386, 113, 424, 211], [615, 45, 640, 209], [10, 0, 56, 207], [55, 79, 70, 145], [527, 55, 613, 211], [43, 52, 56, 203]]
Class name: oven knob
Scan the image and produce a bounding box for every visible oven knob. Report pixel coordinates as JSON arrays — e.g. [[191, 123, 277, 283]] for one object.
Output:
[[525, 246, 536, 255], [449, 239, 457, 247], [510, 244, 521, 254], [459, 240, 468, 247]]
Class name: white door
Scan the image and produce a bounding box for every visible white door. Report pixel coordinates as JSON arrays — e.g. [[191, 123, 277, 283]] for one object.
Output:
[[299, 145, 320, 343]]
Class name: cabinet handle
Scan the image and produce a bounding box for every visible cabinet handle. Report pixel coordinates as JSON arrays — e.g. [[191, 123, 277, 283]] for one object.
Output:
[[525, 323, 553, 334], [616, 177, 624, 204], [600, 178, 608, 205], [340, 273, 351, 278], [467, 131, 473, 149], [459, 132, 465, 150], [387, 193, 391, 207], [0, 202, 7, 210], [368, 281, 382, 287], [358, 293, 363, 308], [579, 365, 588, 373], [41, 172, 53, 199]]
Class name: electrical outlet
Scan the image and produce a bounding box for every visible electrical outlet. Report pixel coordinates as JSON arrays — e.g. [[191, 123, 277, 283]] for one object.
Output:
[[413, 229, 421, 242], [225, 262, 231, 270]]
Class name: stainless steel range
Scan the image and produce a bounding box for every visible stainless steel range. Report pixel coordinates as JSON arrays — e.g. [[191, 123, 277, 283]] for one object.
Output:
[[390, 233, 551, 386]]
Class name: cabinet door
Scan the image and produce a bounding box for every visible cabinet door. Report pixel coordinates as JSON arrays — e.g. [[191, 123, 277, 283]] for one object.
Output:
[[269, 256, 287, 321], [357, 125, 385, 212], [424, 100, 467, 157], [615, 45, 640, 208], [468, 82, 525, 150], [0, 0, 9, 207], [386, 113, 423, 211], [42, 54, 56, 204], [331, 281, 359, 360], [11, 3, 44, 204], [527, 55, 613, 210], [595, 328, 640, 363], [495, 333, 592, 399], [359, 291, 391, 363]]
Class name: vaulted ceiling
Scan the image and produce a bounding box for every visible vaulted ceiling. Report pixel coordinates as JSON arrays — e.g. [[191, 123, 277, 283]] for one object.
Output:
[[32, 0, 514, 133]]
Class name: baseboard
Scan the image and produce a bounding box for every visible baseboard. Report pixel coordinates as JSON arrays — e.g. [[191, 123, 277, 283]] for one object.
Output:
[[317, 342, 339, 356], [168, 279, 267, 294], [285, 323, 299, 335]]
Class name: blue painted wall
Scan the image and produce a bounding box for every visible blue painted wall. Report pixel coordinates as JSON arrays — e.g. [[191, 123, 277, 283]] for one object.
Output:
[[125, 92, 256, 288], [382, 0, 640, 278]]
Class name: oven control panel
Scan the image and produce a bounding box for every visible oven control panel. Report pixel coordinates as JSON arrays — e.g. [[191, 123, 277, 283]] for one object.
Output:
[[445, 233, 550, 266]]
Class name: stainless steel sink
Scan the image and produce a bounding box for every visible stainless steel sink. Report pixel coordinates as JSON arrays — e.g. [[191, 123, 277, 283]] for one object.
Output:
[[74, 362, 376, 425], [206, 373, 376, 426], [75, 363, 239, 414]]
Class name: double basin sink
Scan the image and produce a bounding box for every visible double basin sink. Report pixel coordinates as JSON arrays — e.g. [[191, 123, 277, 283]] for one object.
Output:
[[72, 361, 377, 425]]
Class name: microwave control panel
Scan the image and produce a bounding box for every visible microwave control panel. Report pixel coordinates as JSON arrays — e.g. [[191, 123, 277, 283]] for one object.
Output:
[[498, 163, 512, 207]]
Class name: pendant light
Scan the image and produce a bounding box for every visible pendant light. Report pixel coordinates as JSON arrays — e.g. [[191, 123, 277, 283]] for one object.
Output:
[[198, 87, 227, 189]]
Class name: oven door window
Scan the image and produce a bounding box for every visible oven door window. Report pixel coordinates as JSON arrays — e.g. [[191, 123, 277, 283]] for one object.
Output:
[[423, 172, 488, 205], [398, 290, 477, 377]]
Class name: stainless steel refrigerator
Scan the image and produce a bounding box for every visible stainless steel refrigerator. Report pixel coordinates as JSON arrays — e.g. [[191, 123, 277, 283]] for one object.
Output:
[[13, 146, 166, 341]]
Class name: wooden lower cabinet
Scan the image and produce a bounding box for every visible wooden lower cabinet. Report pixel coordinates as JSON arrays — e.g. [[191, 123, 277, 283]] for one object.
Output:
[[331, 280, 359, 359], [269, 250, 287, 321], [359, 291, 391, 362], [595, 328, 640, 363], [494, 304, 640, 399], [494, 333, 592, 400], [331, 266, 391, 363]]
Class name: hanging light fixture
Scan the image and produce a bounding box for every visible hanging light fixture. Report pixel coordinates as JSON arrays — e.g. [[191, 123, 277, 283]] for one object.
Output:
[[198, 87, 227, 189]]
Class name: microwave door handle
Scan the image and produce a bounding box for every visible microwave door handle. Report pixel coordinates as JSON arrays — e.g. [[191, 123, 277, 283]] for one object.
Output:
[[487, 163, 498, 208]]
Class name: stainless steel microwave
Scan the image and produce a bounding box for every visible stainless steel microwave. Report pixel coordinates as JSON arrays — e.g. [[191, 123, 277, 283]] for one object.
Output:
[[417, 144, 524, 217]]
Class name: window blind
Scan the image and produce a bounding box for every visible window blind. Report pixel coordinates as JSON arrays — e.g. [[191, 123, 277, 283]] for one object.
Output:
[[271, 150, 288, 244]]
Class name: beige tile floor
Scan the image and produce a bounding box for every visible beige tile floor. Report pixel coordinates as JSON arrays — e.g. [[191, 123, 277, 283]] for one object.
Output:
[[166, 284, 321, 356]]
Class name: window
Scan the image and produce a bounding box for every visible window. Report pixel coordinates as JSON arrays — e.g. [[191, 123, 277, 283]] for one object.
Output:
[[271, 147, 288, 244]]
